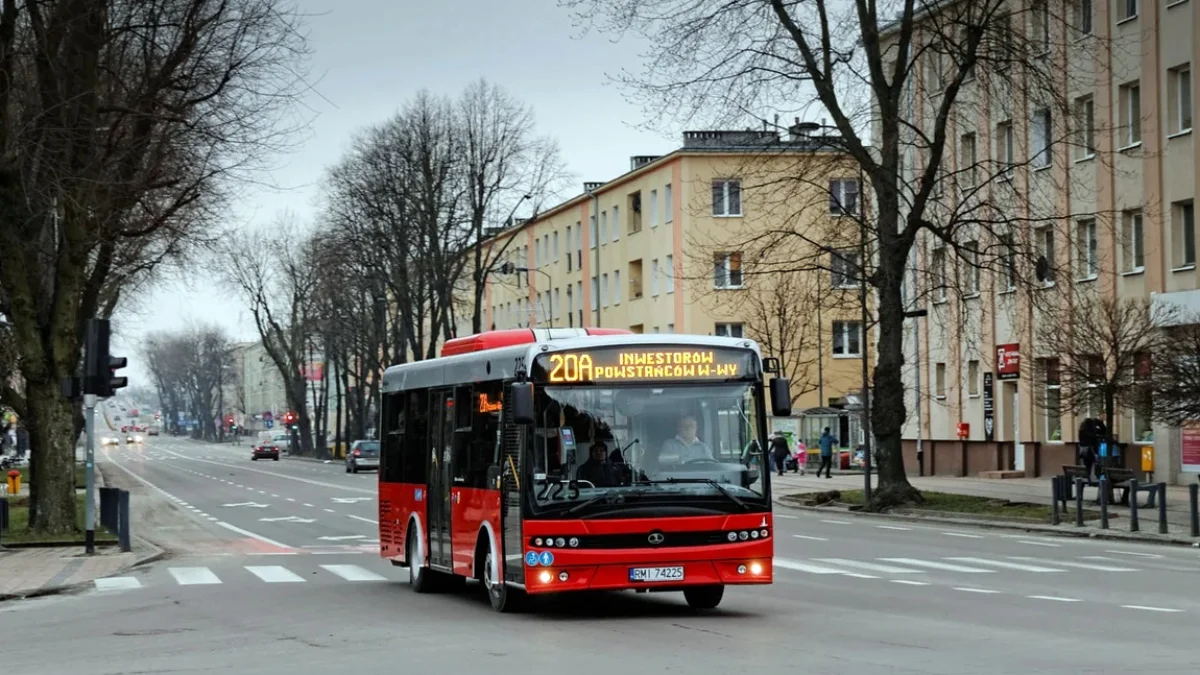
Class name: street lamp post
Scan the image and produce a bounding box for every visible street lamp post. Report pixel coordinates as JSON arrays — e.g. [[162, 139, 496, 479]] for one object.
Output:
[[497, 263, 555, 328], [905, 308, 929, 475]]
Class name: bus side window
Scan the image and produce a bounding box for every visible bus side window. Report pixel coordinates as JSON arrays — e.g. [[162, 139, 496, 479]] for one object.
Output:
[[401, 390, 430, 484], [380, 392, 404, 483]]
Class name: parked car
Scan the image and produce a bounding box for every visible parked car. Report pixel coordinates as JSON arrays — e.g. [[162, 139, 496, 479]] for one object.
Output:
[[252, 442, 280, 461], [345, 440, 380, 473]]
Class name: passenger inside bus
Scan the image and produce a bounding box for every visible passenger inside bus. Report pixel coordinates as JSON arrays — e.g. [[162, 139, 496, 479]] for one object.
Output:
[[658, 414, 714, 462], [575, 440, 618, 487]]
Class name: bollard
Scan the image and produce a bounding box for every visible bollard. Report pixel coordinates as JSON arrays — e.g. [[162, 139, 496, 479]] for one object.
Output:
[[1129, 478, 1140, 532], [1098, 476, 1109, 529], [1051, 476, 1061, 526], [1190, 483, 1199, 538], [0, 497, 8, 530], [117, 489, 131, 553], [1075, 477, 1085, 527], [99, 487, 116, 533], [1157, 482, 1169, 534]]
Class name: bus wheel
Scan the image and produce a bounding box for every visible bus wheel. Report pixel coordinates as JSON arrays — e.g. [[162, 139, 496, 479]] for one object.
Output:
[[483, 549, 523, 613], [683, 585, 724, 610], [406, 530, 436, 594]]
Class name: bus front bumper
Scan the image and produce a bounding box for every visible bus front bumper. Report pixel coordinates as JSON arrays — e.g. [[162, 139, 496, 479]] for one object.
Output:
[[522, 557, 773, 594]]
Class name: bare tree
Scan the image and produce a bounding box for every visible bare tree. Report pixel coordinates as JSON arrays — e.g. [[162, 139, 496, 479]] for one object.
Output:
[[217, 216, 321, 455], [562, 0, 1117, 508], [143, 324, 234, 440], [0, 0, 309, 534], [1032, 293, 1174, 451]]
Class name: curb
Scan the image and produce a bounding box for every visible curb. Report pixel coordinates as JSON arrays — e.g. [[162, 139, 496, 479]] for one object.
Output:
[[0, 535, 167, 604], [773, 498, 1200, 548]]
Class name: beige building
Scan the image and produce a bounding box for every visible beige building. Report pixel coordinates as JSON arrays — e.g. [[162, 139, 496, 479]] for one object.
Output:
[[888, 1, 1197, 484], [461, 128, 870, 421]]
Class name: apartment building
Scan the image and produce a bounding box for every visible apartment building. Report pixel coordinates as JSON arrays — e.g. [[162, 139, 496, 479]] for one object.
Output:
[[462, 127, 869, 413], [888, 0, 1197, 484]]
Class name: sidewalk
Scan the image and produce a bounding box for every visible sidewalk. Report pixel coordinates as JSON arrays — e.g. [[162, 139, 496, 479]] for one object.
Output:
[[772, 471, 1199, 533], [0, 459, 164, 600]]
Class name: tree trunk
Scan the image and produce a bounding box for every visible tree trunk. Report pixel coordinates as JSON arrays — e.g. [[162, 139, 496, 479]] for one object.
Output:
[[23, 379, 78, 535]]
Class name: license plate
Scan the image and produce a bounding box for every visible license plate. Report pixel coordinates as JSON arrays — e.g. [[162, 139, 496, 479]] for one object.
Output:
[[628, 566, 684, 582]]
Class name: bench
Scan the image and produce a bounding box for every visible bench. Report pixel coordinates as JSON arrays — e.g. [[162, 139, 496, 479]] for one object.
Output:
[[1058, 465, 1159, 509]]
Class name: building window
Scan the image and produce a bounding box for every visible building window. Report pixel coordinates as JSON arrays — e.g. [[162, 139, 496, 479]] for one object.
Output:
[[600, 210, 608, 243], [664, 184, 673, 222], [1119, 81, 1141, 146], [997, 121, 1014, 175], [666, 323, 675, 333], [589, 215, 598, 250], [959, 133, 977, 187], [1074, 96, 1095, 158], [612, 206, 620, 240], [554, 288, 561, 319], [829, 179, 860, 215], [1031, 107, 1052, 168], [601, 273, 609, 307], [964, 240, 981, 294], [1174, 201, 1196, 268], [932, 247, 947, 301], [1171, 65, 1192, 133], [576, 281, 583, 326], [613, 270, 621, 304], [999, 233, 1016, 290], [650, 188, 659, 227], [712, 179, 742, 216], [831, 250, 860, 289], [1076, 219, 1097, 278], [1031, 0, 1050, 56], [552, 231, 559, 262], [1118, 0, 1137, 22], [590, 276, 599, 311], [565, 226, 573, 270], [651, 258, 660, 296], [713, 252, 744, 288], [715, 322, 744, 338], [935, 363, 947, 398], [832, 320, 862, 357], [1073, 0, 1092, 35], [1121, 209, 1145, 273], [665, 254, 674, 293], [924, 45, 944, 93], [968, 360, 980, 396], [1037, 226, 1056, 283], [1043, 358, 1062, 442]]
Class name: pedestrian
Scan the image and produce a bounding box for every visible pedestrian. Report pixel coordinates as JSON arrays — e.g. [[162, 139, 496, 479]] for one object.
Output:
[[794, 438, 806, 474], [770, 432, 790, 476], [817, 427, 836, 479]]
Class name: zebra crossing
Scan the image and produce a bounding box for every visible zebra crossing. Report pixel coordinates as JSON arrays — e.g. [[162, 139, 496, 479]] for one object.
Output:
[[93, 561, 396, 594], [773, 555, 1142, 579]]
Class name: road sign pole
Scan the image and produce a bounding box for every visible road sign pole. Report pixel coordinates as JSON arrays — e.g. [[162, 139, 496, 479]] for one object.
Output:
[[84, 393, 97, 555]]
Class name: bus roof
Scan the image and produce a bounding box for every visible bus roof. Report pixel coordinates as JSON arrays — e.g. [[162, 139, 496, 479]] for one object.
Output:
[[382, 332, 763, 393]]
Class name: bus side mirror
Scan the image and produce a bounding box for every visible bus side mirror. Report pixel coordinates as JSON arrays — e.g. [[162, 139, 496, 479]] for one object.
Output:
[[509, 382, 535, 425], [769, 378, 791, 417]]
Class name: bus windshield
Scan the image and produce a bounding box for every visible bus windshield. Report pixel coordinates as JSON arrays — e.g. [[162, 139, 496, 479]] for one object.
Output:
[[528, 383, 768, 516]]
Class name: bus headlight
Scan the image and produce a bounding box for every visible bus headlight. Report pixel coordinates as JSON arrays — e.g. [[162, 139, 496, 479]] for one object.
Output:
[[538, 570, 552, 583], [749, 562, 764, 575]]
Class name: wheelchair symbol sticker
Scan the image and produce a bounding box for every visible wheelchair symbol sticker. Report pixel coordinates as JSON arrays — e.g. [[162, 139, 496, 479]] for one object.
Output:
[[525, 551, 539, 566]]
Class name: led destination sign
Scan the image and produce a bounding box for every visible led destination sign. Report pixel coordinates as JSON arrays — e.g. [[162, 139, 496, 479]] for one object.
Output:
[[533, 346, 755, 384]]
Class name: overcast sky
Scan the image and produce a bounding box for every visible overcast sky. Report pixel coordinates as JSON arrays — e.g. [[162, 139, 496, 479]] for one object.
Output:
[[112, 0, 680, 384]]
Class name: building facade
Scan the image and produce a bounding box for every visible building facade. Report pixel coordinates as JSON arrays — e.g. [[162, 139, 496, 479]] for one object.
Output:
[[461, 128, 870, 419], [890, 0, 1197, 483]]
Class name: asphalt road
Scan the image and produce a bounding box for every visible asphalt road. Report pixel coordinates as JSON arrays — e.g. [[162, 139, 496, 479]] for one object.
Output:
[[2, 435, 1199, 674]]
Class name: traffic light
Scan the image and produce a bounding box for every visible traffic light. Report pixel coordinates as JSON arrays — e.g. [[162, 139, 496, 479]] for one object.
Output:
[[84, 318, 128, 397], [283, 411, 297, 428]]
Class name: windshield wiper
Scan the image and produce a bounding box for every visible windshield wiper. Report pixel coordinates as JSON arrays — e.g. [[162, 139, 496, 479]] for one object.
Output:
[[562, 490, 629, 516], [642, 478, 748, 511]]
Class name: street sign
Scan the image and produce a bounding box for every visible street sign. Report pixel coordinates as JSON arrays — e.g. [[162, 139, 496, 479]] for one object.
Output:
[[264, 420, 273, 429]]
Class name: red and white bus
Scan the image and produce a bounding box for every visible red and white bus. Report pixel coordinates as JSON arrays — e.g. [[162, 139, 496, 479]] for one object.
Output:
[[377, 328, 792, 612]]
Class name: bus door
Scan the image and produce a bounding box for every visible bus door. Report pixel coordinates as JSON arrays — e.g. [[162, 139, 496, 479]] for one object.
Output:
[[428, 388, 454, 570]]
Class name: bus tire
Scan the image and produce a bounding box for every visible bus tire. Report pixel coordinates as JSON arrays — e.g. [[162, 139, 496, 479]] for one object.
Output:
[[406, 528, 437, 594], [683, 585, 724, 610], [477, 535, 523, 613]]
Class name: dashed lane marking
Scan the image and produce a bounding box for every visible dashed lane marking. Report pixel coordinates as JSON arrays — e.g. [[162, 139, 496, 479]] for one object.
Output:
[[1029, 595, 1082, 602], [943, 557, 1064, 573], [875, 525, 911, 531], [878, 558, 994, 574], [1121, 605, 1185, 613], [347, 515, 378, 525], [792, 535, 828, 541], [953, 587, 1001, 594], [820, 519, 851, 525], [941, 532, 983, 539]]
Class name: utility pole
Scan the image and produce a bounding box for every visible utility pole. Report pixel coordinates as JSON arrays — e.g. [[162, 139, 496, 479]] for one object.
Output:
[[83, 393, 97, 554]]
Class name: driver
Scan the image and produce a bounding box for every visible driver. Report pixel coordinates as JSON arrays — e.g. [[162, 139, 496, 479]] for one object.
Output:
[[660, 415, 713, 462], [576, 440, 617, 487]]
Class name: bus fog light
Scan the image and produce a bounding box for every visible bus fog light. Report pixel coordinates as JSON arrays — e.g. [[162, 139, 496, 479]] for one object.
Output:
[[737, 564, 747, 574], [750, 530, 759, 539], [568, 537, 579, 547], [727, 532, 738, 542], [738, 531, 749, 540], [749, 562, 763, 575], [760, 529, 769, 538], [538, 570, 553, 583], [555, 537, 566, 547], [558, 571, 569, 581], [534, 538, 543, 546]]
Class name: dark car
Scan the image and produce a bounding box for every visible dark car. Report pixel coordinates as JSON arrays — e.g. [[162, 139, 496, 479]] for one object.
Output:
[[252, 443, 280, 461], [345, 440, 380, 473]]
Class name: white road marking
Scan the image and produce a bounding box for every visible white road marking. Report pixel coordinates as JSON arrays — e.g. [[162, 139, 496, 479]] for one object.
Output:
[[332, 497, 373, 504], [773, 558, 855, 574], [320, 564, 387, 582], [169, 567, 222, 585], [247, 552, 299, 556], [286, 498, 296, 502], [1008, 557, 1138, 572], [879, 558, 994, 573], [153, 446, 375, 494], [773, 513, 799, 519], [1016, 540, 1061, 547], [95, 577, 142, 591], [953, 587, 1001, 594], [875, 525, 911, 531], [792, 535, 828, 541], [303, 503, 314, 508], [258, 516, 316, 523], [216, 521, 291, 549], [324, 509, 336, 513], [890, 579, 930, 586], [1121, 605, 1184, 613], [222, 502, 268, 508], [941, 532, 984, 539], [820, 519, 852, 525], [1104, 550, 1163, 559], [318, 535, 366, 541], [814, 558, 924, 574], [1028, 595, 1082, 602], [944, 557, 1064, 573], [246, 566, 306, 583], [348, 515, 378, 525]]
